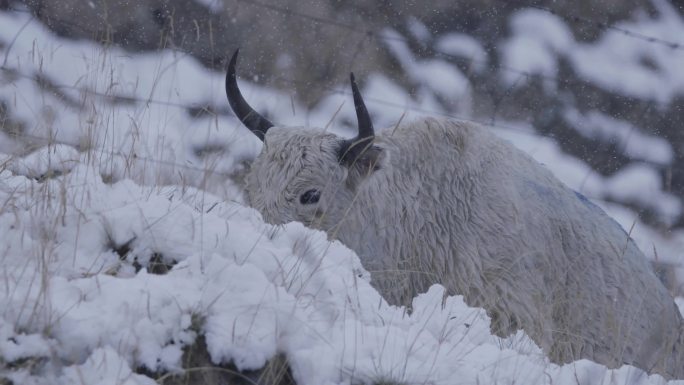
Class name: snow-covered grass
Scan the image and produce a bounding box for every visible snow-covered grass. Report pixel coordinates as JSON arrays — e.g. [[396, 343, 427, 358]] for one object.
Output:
[[0, 7, 682, 385], [0, 160, 676, 385]]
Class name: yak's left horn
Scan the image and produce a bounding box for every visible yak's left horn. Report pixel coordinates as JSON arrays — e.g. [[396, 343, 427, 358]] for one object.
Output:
[[225, 49, 273, 141]]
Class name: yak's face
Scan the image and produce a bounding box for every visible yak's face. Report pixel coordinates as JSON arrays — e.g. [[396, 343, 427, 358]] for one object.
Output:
[[245, 127, 362, 232], [226, 49, 381, 232]]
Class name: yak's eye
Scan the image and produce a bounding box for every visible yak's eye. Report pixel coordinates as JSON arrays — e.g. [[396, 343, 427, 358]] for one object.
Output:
[[299, 189, 321, 205]]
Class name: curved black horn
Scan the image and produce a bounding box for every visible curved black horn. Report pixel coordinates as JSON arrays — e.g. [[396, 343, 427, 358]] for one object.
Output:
[[338, 73, 375, 165], [226, 49, 273, 141], [350, 73, 374, 141]]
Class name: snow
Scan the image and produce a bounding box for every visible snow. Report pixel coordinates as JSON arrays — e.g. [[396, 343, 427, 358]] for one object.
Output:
[[499, 8, 573, 87], [0, 321, 52, 363], [193, 0, 224, 13], [563, 108, 674, 165], [559, 109, 681, 223], [0, 7, 682, 385], [501, 0, 684, 104], [59, 346, 159, 385], [406, 17, 431, 44], [434, 32, 489, 73], [604, 163, 681, 224], [381, 29, 471, 113], [570, 0, 684, 104], [4, 144, 81, 179]]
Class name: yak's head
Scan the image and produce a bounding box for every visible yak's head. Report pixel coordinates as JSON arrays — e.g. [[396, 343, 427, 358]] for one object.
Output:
[[226, 50, 383, 231]]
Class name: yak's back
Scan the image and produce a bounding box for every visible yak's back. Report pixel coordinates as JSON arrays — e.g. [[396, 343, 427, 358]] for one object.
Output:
[[355, 118, 683, 378]]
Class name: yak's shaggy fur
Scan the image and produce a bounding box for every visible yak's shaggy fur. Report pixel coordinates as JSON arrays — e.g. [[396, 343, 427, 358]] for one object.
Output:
[[244, 117, 683, 378]]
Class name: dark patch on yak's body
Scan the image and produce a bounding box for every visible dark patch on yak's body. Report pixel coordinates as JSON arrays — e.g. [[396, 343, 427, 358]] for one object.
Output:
[[524, 180, 561, 205], [574, 190, 593, 207], [574, 190, 630, 236]]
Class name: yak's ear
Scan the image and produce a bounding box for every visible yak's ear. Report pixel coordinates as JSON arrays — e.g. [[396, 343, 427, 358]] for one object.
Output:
[[338, 142, 383, 190]]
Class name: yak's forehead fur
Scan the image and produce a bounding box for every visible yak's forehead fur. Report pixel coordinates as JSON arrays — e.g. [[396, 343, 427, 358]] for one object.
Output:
[[244, 126, 355, 227]]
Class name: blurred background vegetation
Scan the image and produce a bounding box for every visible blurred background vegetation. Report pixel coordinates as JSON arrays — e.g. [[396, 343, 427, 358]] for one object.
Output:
[[7, 0, 684, 246]]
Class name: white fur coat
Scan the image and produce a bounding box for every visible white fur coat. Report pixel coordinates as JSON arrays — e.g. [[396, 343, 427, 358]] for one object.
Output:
[[245, 117, 683, 378]]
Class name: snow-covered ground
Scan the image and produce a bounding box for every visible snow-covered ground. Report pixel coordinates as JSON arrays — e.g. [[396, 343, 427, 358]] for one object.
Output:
[[0, 6, 683, 385]]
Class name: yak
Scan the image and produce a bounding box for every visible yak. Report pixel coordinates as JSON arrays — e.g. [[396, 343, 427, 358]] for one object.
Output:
[[224, 50, 683, 379]]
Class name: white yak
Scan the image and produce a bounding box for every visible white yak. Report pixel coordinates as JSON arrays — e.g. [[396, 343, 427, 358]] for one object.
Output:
[[225, 50, 683, 379]]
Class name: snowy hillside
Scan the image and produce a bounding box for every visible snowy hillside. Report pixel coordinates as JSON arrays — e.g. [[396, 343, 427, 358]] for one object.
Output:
[[1, 6, 683, 385]]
